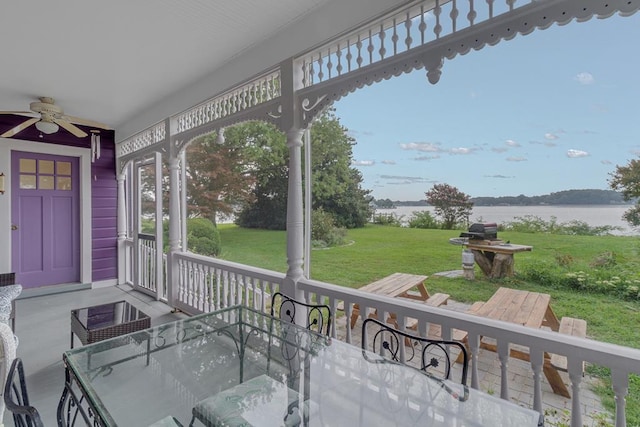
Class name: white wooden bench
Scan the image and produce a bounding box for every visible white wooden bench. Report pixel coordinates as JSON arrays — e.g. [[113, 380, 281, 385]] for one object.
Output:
[[550, 316, 587, 372]]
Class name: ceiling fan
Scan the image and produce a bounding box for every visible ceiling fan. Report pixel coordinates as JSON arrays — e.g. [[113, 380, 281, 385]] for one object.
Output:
[[0, 97, 110, 138]]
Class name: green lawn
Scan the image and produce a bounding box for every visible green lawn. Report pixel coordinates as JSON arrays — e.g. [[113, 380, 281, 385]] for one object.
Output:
[[217, 223, 640, 424]]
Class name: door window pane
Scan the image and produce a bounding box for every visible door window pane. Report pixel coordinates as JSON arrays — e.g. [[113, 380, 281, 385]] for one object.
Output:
[[39, 160, 54, 174], [57, 161, 71, 176], [39, 176, 54, 190], [57, 177, 72, 191], [19, 175, 36, 189], [19, 159, 36, 173]]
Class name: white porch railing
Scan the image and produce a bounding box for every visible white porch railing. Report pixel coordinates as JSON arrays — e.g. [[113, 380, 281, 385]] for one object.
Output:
[[172, 251, 284, 315], [164, 251, 640, 427]]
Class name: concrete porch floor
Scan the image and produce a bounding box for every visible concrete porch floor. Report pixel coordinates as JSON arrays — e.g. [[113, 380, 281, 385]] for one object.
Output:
[[6, 285, 608, 426]]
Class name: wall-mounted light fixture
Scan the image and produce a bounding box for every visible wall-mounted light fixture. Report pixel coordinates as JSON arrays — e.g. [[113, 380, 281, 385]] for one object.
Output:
[[0, 172, 5, 194]]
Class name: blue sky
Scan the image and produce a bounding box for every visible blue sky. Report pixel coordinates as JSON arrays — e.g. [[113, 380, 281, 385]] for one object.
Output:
[[333, 12, 640, 201]]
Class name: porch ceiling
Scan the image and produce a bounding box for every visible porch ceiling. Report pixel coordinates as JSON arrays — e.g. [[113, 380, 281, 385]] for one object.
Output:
[[0, 0, 406, 142]]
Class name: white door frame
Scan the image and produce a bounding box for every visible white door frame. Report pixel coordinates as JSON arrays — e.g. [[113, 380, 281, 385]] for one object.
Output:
[[0, 138, 92, 285]]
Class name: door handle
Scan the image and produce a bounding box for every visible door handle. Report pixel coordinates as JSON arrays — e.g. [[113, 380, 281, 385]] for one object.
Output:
[[11, 224, 18, 230]]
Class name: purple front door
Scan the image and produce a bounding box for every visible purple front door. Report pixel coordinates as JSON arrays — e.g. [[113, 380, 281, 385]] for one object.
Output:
[[11, 151, 80, 288]]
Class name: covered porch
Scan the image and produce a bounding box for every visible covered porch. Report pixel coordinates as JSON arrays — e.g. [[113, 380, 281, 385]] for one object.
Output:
[[1, 0, 640, 426]]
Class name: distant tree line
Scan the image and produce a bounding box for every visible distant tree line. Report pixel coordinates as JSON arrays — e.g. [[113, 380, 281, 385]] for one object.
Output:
[[374, 189, 627, 208]]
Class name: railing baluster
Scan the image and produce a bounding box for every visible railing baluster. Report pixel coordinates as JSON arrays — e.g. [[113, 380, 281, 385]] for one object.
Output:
[[498, 340, 510, 400], [569, 357, 584, 427], [529, 348, 543, 413]]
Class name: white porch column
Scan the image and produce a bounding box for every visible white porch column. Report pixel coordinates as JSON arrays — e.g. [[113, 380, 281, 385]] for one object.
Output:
[[282, 127, 305, 302], [116, 172, 127, 285], [154, 152, 163, 300], [167, 153, 181, 305]]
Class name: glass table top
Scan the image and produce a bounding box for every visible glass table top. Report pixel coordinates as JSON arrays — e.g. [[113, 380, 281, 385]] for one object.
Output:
[[62, 305, 543, 426], [72, 300, 149, 331]]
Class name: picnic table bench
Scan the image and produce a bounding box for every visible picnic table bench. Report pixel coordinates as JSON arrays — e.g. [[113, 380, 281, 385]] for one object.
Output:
[[349, 273, 429, 329]]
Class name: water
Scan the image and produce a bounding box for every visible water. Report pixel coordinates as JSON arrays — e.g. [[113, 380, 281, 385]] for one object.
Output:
[[374, 205, 638, 235]]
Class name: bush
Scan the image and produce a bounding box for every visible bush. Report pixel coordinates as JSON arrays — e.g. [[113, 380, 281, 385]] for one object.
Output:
[[372, 213, 403, 227], [502, 215, 621, 236], [407, 210, 440, 229], [311, 209, 346, 248], [187, 218, 221, 256]]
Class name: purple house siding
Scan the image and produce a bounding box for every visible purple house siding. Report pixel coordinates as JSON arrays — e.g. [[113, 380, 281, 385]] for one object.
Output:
[[1, 115, 118, 284], [91, 137, 117, 282]]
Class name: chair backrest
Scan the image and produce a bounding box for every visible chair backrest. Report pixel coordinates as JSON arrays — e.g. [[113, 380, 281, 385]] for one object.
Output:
[[4, 358, 44, 427], [0, 322, 17, 421], [362, 317, 468, 386], [0, 273, 15, 286], [270, 292, 332, 336]]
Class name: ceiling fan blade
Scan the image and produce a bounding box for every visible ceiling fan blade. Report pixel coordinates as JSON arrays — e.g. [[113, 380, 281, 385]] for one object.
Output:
[[0, 111, 38, 118], [62, 115, 111, 130], [0, 117, 40, 138], [55, 119, 88, 138]]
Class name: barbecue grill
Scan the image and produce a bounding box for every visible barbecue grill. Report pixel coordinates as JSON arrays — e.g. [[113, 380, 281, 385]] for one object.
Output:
[[460, 222, 498, 240]]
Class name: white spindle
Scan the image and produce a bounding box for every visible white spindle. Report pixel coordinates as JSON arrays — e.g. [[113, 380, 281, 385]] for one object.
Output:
[[378, 24, 386, 59], [530, 348, 544, 413], [498, 340, 510, 400], [451, 0, 459, 33], [404, 12, 413, 50]]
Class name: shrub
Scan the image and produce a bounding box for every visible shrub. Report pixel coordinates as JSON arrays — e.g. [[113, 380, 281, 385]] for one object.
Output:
[[187, 218, 221, 256], [554, 253, 574, 268], [312, 208, 346, 247], [372, 213, 404, 227], [407, 210, 440, 229], [590, 251, 617, 268], [502, 215, 620, 236]]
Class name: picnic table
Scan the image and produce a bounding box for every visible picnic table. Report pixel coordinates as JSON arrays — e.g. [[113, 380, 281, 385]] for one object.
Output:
[[349, 273, 430, 329], [465, 241, 532, 279], [466, 287, 586, 398]]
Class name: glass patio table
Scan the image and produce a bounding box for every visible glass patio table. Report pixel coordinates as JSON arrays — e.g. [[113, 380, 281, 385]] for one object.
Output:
[[57, 305, 543, 427]]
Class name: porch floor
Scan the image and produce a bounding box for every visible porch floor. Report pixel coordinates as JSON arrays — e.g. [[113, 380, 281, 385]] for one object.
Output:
[[6, 285, 607, 426]]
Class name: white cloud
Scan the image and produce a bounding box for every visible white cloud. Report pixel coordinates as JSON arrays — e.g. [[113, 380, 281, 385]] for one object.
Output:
[[575, 72, 595, 85], [544, 133, 559, 140], [414, 155, 441, 161], [380, 175, 433, 184], [601, 160, 612, 165], [381, 160, 396, 165], [505, 139, 520, 147], [506, 156, 527, 162], [567, 149, 589, 158], [492, 147, 509, 153], [484, 174, 514, 179], [353, 160, 375, 166], [450, 147, 474, 155], [400, 142, 443, 152]]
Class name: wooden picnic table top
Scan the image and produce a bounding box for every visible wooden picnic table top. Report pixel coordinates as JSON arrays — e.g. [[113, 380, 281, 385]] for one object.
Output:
[[465, 242, 533, 255], [358, 272, 429, 299], [471, 287, 560, 331]]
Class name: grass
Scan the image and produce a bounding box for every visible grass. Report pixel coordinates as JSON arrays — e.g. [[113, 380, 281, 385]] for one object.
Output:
[[217, 223, 640, 424]]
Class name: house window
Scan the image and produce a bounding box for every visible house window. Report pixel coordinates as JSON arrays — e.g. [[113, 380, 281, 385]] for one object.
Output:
[[18, 158, 72, 191]]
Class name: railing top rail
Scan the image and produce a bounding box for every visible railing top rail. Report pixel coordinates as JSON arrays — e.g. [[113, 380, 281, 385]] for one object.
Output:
[[173, 251, 285, 283], [300, 277, 640, 375]]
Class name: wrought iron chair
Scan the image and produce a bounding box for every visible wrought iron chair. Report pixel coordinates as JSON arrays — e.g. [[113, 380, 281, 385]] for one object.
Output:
[[4, 358, 44, 427], [361, 317, 469, 386], [270, 292, 332, 337]]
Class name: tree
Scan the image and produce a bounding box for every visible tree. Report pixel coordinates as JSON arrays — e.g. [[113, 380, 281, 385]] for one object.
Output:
[[609, 158, 640, 227], [185, 132, 255, 224], [234, 110, 373, 229], [309, 110, 373, 228], [232, 122, 290, 229], [425, 183, 473, 229]]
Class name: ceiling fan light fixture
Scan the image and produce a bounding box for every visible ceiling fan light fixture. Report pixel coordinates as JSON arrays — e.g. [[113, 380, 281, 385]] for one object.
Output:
[[35, 121, 59, 134]]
